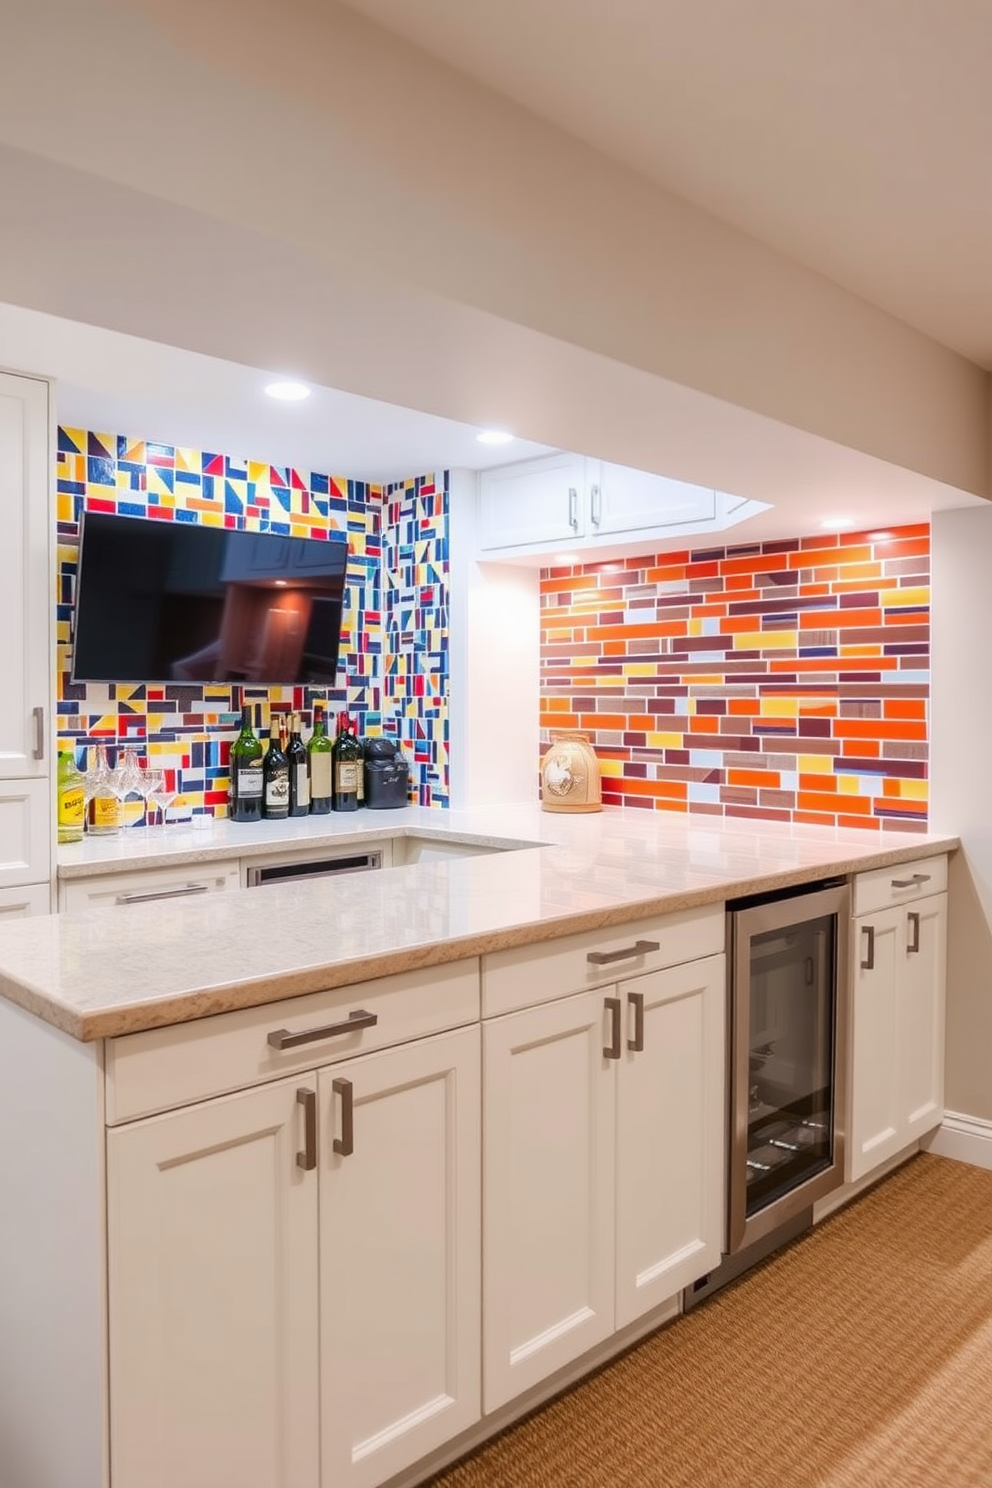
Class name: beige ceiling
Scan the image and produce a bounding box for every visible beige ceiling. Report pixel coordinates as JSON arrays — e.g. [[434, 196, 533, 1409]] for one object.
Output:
[[339, 0, 992, 368]]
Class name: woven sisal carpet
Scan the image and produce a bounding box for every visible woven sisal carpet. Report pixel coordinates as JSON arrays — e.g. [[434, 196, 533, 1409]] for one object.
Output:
[[425, 1154, 992, 1488]]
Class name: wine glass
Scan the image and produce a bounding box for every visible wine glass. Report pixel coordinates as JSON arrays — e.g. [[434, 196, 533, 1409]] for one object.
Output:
[[118, 745, 151, 828], [147, 768, 178, 828]]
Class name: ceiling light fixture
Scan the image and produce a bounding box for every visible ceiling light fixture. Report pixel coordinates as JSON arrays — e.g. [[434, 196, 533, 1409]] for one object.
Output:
[[476, 429, 514, 446], [820, 516, 854, 530], [265, 380, 311, 402]]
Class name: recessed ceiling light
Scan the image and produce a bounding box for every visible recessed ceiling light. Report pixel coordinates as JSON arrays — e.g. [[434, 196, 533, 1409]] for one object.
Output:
[[265, 380, 311, 402], [476, 429, 515, 446], [553, 553, 582, 566], [820, 516, 854, 530]]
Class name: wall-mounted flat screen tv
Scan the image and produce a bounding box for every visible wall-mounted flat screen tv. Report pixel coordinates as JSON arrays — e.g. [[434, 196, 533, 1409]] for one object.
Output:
[[71, 511, 349, 687]]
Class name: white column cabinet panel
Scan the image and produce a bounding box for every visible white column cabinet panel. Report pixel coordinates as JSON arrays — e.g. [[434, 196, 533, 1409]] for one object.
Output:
[[614, 955, 725, 1329], [483, 990, 616, 1412], [106, 1075, 321, 1488], [319, 1026, 481, 1488], [0, 778, 51, 890], [901, 894, 947, 1142]]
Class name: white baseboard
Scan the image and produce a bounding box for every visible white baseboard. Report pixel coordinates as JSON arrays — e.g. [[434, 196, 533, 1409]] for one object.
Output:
[[925, 1111, 992, 1170]]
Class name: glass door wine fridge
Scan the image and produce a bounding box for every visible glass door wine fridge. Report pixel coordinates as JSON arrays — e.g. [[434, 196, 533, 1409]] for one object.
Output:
[[727, 879, 850, 1254]]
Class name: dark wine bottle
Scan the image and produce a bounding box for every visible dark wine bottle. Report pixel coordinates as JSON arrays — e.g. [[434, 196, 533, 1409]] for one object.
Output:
[[262, 716, 290, 820], [308, 703, 333, 815], [287, 712, 310, 817], [332, 709, 362, 812], [230, 704, 263, 822], [351, 718, 365, 806]]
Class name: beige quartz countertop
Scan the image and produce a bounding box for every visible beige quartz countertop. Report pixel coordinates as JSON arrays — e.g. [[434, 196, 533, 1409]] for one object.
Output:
[[2, 805, 958, 1042]]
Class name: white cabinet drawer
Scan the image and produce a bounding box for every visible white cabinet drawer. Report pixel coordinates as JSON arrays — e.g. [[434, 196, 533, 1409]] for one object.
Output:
[[852, 855, 947, 917], [0, 881, 51, 917], [59, 859, 241, 913], [106, 958, 481, 1123], [481, 905, 725, 1018]]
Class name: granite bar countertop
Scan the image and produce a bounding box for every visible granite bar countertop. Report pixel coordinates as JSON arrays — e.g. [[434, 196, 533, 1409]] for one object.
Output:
[[0, 805, 958, 1042]]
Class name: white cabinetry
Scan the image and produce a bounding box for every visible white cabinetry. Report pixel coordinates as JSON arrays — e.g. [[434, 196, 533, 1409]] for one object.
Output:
[[0, 370, 51, 901], [104, 963, 481, 1488], [477, 452, 767, 560], [59, 859, 241, 912], [481, 911, 725, 1412], [848, 856, 947, 1182]]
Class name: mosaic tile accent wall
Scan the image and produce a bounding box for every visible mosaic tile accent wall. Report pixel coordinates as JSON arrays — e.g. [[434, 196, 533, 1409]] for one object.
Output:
[[55, 428, 450, 816], [540, 525, 930, 830], [382, 473, 449, 807]]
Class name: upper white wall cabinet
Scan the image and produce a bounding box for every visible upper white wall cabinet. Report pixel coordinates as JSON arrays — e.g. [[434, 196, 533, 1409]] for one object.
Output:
[[476, 453, 770, 561]]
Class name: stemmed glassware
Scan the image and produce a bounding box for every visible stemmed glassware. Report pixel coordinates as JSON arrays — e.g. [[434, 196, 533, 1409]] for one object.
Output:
[[146, 767, 178, 828]]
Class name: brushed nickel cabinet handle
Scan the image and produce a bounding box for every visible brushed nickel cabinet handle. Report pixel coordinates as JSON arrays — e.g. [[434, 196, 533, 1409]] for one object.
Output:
[[333, 1077, 354, 1156], [891, 873, 931, 889], [32, 706, 45, 761], [861, 924, 875, 971], [604, 997, 622, 1060], [115, 883, 210, 905], [568, 486, 580, 530], [267, 1009, 378, 1050], [907, 911, 921, 954], [590, 484, 602, 526], [296, 1088, 316, 1171], [627, 990, 645, 1053], [587, 939, 660, 967]]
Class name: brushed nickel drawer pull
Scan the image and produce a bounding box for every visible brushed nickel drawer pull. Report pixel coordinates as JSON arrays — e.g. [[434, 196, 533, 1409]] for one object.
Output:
[[627, 990, 645, 1053], [296, 1088, 317, 1171], [32, 705, 45, 761], [907, 911, 921, 954], [267, 1009, 378, 1050], [860, 924, 875, 971], [333, 1077, 354, 1156], [604, 997, 622, 1060], [115, 883, 211, 905], [587, 939, 660, 966], [890, 873, 931, 889], [568, 486, 580, 530], [590, 484, 602, 526]]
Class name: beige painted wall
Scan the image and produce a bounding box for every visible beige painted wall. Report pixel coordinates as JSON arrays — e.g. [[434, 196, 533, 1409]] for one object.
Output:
[[931, 507, 992, 1121], [0, 0, 985, 502]]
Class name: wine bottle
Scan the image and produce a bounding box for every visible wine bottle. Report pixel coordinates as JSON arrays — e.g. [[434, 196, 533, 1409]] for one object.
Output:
[[262, 716, 290, 820], [229, 705, 263, 823], [351, 719, 365, 807], [332, 709, 362, 812], [308, 703, 333, 815], [57, 749, 85, 844], [287, 712, 310, 817]]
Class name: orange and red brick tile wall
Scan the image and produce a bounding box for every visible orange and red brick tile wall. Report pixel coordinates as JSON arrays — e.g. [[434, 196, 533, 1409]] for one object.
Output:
[[540, 525, 929, 831]]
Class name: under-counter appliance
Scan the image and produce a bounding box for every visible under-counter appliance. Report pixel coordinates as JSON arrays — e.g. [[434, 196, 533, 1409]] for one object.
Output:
[[245, 850, 383, 886], [686, 878, 850, 1307]]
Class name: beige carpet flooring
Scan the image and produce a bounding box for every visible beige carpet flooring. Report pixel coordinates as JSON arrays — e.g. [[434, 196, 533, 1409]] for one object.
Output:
[[425, 1154, 992, 1488]]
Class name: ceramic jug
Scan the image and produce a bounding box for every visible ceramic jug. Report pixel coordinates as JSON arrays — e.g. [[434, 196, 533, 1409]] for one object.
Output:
[[540, 731, 602, 813]]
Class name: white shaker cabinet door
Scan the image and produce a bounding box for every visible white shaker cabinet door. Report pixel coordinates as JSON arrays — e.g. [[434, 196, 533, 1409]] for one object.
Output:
[[848, 906, 903, 1181], [107, 1075, 320, 1488], [319, 1025, 481, 1488], [0, 777, 51, 889], [614, 954, 726, 1329], [483, 990, 616, 1412], [900, 893, 947, 1144], [0, 371, 50, 781]]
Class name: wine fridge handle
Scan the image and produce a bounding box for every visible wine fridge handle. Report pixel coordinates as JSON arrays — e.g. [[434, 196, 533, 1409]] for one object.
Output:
[[296, 1088, 317, 1171], [268, 1009, 378, 1050], [333, 1077, 354, 1156], [860, 924, 875, 971], [627, 990, 645, 1053]]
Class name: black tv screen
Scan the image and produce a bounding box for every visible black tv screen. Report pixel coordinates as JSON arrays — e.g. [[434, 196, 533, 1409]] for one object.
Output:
[[71, 511, 349, 687]]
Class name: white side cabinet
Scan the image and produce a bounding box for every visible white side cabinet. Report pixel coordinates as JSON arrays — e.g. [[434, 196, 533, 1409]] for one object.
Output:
[[481, 910, 726, 1412], [104, 963, 481, 1488], [0, 370, 52, 898], [848, 856, 948, 1182]]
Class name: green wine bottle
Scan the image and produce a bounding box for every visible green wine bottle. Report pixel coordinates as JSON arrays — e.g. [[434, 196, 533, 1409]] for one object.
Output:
[[308, 703, 333, 815], [332, 710, 362, 812], [229, 705, 263, 822]]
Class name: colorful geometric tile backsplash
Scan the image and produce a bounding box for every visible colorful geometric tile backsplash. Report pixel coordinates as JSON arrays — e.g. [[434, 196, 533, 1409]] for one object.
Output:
[[56, 429, 449, 816], [540, 525, 930, 831]]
